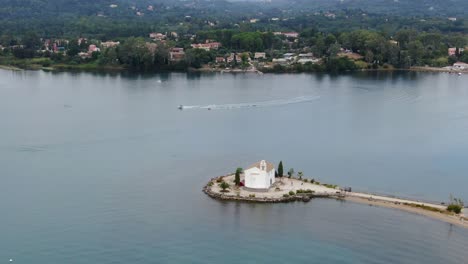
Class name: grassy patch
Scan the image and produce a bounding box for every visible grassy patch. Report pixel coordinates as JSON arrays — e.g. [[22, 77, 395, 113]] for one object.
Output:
[[403, 203, 447, 214]]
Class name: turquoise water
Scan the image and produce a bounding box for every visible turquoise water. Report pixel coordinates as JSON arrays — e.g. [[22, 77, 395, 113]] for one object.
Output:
[[1, 70, 467, 263]]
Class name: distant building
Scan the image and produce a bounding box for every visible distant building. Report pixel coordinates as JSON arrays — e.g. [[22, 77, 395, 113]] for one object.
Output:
[[88, 44, 100, 53], [448, 47, 464, 56], [78, 52, 91, 59], [448, 17, 457, 21], [244, 160, 276, 190], [254, 52, 266, 59], [190, 42, 222, 51], [283, 53, 295, 60], [298, 53, 314, 59], [101, 41, 120, 48], [149, 32, 166, 41], [169, 48, 185, 62], [297, 58, 320, 64], [448, 48, 457, 56], [324, 12, 336, 19], [273, 32, 299, 38], [453, 62, 468, 70], [272, 58, 289, 65], [215, 57, 226, 63], [283, 32, 299, 38], [78, 38, 87, 46], [227, 53, 241, 63], [297, 53, 319, 64]]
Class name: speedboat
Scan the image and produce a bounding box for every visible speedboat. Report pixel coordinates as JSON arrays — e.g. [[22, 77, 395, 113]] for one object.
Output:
[[178, 105, 184, 110]]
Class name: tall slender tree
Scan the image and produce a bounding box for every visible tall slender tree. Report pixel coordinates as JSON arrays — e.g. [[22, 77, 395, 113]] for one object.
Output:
[[278, 161, 283, 178], [235, 167, 243, 186]]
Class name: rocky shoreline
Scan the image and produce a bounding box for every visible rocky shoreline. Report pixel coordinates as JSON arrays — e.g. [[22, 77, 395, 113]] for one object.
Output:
[[202, 175, 344, 203]]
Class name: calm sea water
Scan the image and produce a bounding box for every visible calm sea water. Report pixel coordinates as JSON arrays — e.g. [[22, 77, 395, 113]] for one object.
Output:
[[0, 70, 467, 263]]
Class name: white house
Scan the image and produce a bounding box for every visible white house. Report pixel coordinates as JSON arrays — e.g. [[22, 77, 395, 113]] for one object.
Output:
[[244, 160, 276, 189], [453, 62, 468, 70]]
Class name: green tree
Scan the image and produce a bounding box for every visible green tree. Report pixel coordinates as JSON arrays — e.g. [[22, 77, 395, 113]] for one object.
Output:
[[298, 172, 303, 180], [67, 39, 80, 57], [288, 168, 294, 178], [277, 161, 283, 177], [185, 48, 213, 68], [235, 167, 243, 186], [447, 195, 464, 214], [219, 181, 230, 192]]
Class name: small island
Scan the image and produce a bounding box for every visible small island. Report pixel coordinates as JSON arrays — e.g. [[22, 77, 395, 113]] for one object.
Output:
[[204, 160, 468, 229]]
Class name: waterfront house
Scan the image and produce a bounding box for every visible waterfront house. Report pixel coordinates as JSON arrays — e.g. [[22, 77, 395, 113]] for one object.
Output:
[[244, 160, 276, 190], [215, 57, 226, 63], [453, 62, 468, 70], [283, 53, 295, 61], [273, 58, 289, 65], [227, 53, 241, 63], [169, 48, 185, 62]]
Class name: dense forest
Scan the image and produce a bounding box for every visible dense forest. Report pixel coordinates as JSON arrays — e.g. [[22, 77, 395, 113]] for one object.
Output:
[[0, 0, 467, 38]]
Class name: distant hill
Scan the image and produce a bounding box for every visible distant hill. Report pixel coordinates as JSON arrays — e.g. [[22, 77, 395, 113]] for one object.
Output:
[[2, 0, 467, 19], [232, 0, 468, 17], [0, 0, 466, 38]]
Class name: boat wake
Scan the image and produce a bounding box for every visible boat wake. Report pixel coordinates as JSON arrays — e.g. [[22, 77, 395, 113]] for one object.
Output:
[[180, 95, 320, 110]]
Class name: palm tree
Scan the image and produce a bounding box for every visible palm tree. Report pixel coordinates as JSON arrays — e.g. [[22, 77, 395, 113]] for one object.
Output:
[[298, 171, 303, 180]]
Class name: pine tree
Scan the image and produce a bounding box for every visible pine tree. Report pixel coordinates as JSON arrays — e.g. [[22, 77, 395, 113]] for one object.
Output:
[[278, 161, 283, 177]]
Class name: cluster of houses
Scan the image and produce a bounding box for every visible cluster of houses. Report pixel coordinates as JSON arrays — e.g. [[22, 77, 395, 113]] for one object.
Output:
[[149, 32, 179, 42], [43, 39, 69, 53], [4, 31, 466, 71], [272, 52, 320, 66], [77, 39, 120, 59]]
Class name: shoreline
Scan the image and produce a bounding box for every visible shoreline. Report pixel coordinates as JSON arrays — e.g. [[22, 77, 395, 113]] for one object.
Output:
[[344, 196, 468, 229], [1, 63, 467, 75], [204, 175, 467, 229]]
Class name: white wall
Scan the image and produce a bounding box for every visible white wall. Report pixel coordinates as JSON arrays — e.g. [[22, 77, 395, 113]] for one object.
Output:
[[245, 168, 275, 189]]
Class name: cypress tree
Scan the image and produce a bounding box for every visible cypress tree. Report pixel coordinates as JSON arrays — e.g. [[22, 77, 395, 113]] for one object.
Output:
[[278, 161, 283, 177], [235, 167, 242, 186]]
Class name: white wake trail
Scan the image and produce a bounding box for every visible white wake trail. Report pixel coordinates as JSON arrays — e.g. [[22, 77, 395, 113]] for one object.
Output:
[[181, 95, 319, 110]]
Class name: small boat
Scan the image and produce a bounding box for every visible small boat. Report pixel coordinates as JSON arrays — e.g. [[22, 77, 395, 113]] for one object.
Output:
[[207, 107, 211, 110], [178, 105, 184, 110]]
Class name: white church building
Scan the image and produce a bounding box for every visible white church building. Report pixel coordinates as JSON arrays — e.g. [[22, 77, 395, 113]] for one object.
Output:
[[244, 160, 276, 190]]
